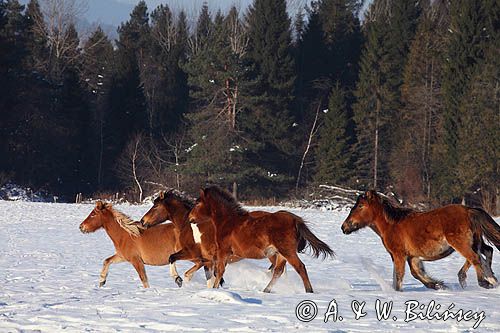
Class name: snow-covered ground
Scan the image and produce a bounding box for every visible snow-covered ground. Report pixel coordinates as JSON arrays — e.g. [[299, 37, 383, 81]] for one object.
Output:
[[0, 201, 498, 332]]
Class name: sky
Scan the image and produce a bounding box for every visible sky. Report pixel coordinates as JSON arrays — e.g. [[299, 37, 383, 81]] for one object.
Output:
[[19, 0, 370, 40], [87, 0, 262, 26]]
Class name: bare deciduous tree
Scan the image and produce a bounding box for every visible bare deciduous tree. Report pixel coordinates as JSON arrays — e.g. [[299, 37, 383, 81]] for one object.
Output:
[[33, 0, 88, 79], [117, 133, 147, 202]]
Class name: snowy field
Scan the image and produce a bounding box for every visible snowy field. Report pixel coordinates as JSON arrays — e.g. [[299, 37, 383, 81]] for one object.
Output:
[[0, 201, 499, 332]]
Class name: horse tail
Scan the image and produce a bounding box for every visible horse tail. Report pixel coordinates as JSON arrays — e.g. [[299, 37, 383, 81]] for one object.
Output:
[[470, 208, 500, 251], [295, 217, 335, 259]]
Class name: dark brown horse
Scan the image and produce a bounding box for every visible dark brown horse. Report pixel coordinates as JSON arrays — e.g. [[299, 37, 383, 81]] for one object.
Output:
[[80, 201, 187, 288], [341, 190, 500, 291], [188, 186, 334, 293], [140, 190, 277, 287]]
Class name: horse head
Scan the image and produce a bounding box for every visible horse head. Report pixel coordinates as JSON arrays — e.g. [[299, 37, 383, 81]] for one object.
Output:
[[341, 190, 380, 234], [188, 188, 212, 224], [140, 190, 174, 227], [80, 201, 112, 233]]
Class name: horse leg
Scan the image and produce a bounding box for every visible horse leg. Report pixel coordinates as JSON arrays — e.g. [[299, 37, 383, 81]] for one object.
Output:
[[391, 254, 406, 291], [213, 250, 228, 289], [458, 240, 495, 288], [480, 243, 497, 284], [282, 252, 313, 293], [169, 249, 186, 264], [169, 262, 183, 287], [131, 258, 149, 288], [408, 257, 445, 290], [458, 261, 471, 288], [267, 254, 277, 272], [448, 239, 496, 288], [99, 254, 125, 287], [263, 255, 287, 293], [204, 264, 215, 288], [184, 261, 204, 282], [482, 243, 494, 269]]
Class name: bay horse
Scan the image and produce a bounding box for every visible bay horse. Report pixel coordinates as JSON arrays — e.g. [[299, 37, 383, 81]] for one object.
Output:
[[140, 190, 277, 287], [188, 186, 335, 293], [341, 190, 500, 291], [79, 201, 188, 288]]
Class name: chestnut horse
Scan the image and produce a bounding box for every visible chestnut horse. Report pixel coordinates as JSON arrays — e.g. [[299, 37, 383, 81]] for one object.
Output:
[[80, 201, 187, 288], [188, 186, 334, 293], [140, 190, 277, 287], [341, 190, 500, 291]]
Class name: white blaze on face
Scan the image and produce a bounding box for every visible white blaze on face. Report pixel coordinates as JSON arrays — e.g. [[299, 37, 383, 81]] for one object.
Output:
[[191, 223, 202, 244]]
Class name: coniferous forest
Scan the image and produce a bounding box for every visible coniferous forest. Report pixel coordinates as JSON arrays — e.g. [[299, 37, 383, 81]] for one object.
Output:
[[0, 0, 498, 212]]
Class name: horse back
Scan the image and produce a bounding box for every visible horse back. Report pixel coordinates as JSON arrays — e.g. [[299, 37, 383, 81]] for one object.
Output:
[[390, 204, 472, 249], [135, 223, 179, 265], [232, 210, 298, 245]]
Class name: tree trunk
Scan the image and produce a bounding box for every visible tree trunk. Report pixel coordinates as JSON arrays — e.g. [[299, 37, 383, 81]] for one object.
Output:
[[97, 112, 104, 189], [132, 139, 143, 202], [232, 181, 238, 200], [374, 97, 381, 190], [296, 102, 321, 192]]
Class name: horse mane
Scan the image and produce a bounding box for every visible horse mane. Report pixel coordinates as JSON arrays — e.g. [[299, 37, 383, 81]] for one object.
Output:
[[109, 207, 144, 237], [204, 185, 248, 216], [378, 195, 415, 224], [164, 189, 195, 210]]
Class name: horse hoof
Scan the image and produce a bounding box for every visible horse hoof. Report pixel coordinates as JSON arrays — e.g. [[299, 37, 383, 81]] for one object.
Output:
[[458, 274, 467, 289], [175, 277, 183, 288], [263, 288, 271, 293], [478, 280, 494, 289], [220, 278, 225, 287], [435, 283, 448, 290], [99, 281, 106, 287]]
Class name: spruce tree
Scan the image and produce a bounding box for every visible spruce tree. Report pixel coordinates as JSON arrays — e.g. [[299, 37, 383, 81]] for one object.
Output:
[[242, 0, 297, 194], [352, 0, 419, 190], [110, 0, 149, 170], [24, 0, 47, 73], [52, 24, 88, 193], [314, 84, 352, 185], [455, 0, 499, 209], [392, 0, 448, 201], [184, 6, 256, 197], [440, 0, 487, 201], [147, 4, 188, 136], [0, 0, 27, 181], [318, 0, 362, 89], [81, 27, 115, 189]]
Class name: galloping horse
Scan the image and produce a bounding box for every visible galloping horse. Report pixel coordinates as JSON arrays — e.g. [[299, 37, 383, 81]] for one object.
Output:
[[341, 190, 500, 291], [188, 186, 334, 293], [140, 190, 277, 287], [79, 201, 187, 288]]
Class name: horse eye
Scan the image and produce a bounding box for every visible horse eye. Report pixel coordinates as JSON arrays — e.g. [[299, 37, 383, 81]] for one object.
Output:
[[358, 204, 364, 209]]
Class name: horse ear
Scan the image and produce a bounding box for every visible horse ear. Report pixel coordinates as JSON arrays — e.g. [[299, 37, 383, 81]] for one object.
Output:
[[199, 188, 205, 200], [96, 200, 104, 210], [159, 191, 165, 200], [366, 190, 377, 201]]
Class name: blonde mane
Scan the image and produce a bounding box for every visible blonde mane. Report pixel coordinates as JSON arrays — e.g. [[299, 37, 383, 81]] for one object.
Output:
[[109, 207, 144, 237]]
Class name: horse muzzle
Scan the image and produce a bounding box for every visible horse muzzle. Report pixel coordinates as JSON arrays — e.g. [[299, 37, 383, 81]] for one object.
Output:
[[341, 221, 354, 235], [79, 224, 88, 234], [140, 218, 153, 228]]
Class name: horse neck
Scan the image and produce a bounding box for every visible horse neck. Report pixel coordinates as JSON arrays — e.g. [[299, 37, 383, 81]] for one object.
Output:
[[371, 205, 393, 237], [170, 204, 190, 230], [101, 211, 129, 247], [208, 200, 245, 229]]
